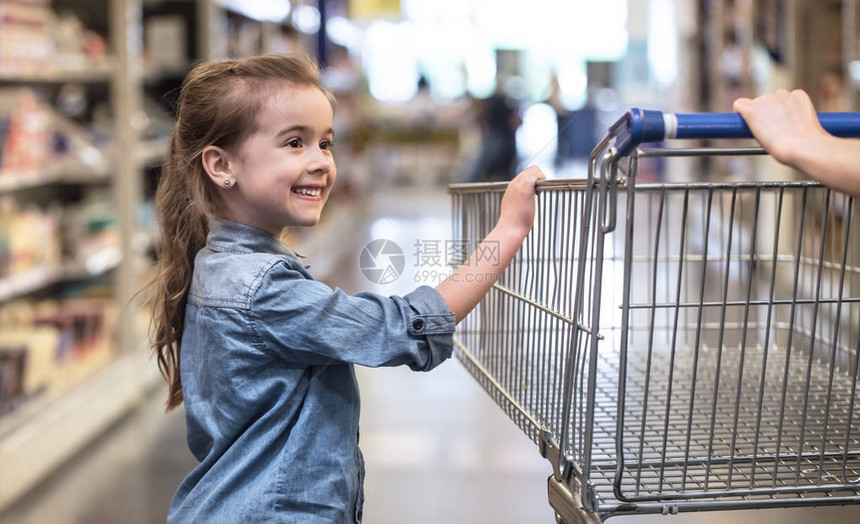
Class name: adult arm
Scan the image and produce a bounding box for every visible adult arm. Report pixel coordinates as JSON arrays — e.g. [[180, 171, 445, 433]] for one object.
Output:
[[734, 89, 860, 197]]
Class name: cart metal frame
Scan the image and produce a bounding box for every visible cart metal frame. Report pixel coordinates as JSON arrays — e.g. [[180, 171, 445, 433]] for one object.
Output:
[[450, 110, 860, 523]]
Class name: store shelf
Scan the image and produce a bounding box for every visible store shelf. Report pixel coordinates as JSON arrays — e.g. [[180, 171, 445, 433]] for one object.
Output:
[[137, 137, 168, 167], [0, 246, 121, 303], [0, 63, 115, 84], [143, 62, 195, 83], [0, 350, 152, 510], [0, 165, 112, 194], [63, 244, 123, 280], [0, 0, 149, 514], [0, 266, 63, 303]]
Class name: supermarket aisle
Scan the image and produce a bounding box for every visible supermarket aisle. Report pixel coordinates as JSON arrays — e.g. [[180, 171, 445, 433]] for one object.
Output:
[[3, 186, 860, 524]]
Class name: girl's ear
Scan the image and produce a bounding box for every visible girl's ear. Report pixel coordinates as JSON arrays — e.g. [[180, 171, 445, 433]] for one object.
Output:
[[201, 146, 234, 187]]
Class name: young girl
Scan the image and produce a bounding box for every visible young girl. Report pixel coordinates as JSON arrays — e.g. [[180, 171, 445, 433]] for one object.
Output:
[[148, 53, 544, 523]]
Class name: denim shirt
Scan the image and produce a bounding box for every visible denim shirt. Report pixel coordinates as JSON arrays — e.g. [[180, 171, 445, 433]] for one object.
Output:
[[167, 218, 456, 523]]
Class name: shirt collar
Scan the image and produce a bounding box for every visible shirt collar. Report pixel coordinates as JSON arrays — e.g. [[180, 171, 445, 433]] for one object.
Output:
[[207, 217, 306, 262]]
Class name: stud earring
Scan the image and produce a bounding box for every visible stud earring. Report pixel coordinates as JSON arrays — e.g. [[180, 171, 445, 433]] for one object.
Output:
[[224, 179, 232, 188]]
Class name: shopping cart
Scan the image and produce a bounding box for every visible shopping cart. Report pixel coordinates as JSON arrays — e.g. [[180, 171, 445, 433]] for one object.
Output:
[[449, 110, 860, 523]]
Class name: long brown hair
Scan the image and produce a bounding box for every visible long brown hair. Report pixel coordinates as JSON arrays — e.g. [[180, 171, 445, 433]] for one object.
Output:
[[147, 53, 334, 410]]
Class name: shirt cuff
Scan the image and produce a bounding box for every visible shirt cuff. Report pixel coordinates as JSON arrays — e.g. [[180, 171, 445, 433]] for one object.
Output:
[[404, 285, 455, 335], [403, 285, 455, 371]]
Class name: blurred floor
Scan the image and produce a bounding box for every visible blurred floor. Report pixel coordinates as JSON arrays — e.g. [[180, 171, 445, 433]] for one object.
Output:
[[2, 185, 860, 524]]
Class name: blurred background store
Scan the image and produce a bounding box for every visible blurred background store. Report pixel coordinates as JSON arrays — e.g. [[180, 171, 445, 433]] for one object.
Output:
[[0, 0, 860, 523]]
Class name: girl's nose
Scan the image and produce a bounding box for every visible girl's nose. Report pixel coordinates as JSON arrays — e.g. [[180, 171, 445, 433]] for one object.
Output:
[[307, 147, 332, 174]]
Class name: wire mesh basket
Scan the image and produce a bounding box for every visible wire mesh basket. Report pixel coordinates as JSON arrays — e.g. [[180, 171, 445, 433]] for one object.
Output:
[[450, 110, 860, 523]]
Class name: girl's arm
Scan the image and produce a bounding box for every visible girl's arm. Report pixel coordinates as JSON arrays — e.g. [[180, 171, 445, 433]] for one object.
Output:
[[436, 166, 545, 322], [734, 89, 860, 197]]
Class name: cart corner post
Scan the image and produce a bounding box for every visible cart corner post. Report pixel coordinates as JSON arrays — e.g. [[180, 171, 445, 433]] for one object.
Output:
[[548, 474, 602, 524]]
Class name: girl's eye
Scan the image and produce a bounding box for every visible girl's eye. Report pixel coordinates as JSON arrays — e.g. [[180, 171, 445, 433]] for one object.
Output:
[[320, 140, 333, 151], [286, 138, 301, 148]]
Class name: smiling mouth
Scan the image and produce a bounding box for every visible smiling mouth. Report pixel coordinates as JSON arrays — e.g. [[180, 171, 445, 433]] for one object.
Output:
[[292, 187, 323, 197]]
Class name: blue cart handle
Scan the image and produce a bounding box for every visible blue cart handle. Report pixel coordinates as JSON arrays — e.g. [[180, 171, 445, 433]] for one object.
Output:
[[611, 108, 860, 156]]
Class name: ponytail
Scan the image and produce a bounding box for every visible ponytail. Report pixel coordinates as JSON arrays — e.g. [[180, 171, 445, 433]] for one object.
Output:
[[147, 134, 209, 409]]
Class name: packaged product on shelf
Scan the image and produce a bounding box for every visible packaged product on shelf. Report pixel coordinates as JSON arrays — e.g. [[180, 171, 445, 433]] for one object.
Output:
[[0, 327, 60, 396], [0, 89, 111, 184], [0, 100, 7, 170], [10, 206, 60, 275], [0, 298, 61, 412], [0, 198, 60, 279], [34, 297, 117, 386], [0, 0, 53, 75], [144, 14, 187, 74], [0, 346, 25, 415], [0, 88, 52, 175], [52, 10, 107, 71], [63, 189, 119, 264], [0, 203, 8, 278], [0, 0, 108, 76], [0, 294, 118, 417], [52, 111, 111, 175]]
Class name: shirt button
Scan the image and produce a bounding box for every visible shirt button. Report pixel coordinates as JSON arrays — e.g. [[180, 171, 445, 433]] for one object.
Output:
[[412, 318, 425, 331]]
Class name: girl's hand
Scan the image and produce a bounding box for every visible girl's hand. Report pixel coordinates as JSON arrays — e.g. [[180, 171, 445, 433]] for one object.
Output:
[[496, 166, 545, 239], [437, 165, 544, 322], [733, 89, 830, 168]]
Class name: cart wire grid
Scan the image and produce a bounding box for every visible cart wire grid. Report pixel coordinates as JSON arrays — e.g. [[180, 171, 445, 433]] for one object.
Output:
[[450, 151, 860, 520]]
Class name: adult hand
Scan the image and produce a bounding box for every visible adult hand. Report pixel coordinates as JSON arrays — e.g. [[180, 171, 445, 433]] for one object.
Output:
[[733, 89, 829, 168]]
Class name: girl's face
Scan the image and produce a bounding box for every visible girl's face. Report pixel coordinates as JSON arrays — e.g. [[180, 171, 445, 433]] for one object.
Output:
[[223, 84, 336, 235]]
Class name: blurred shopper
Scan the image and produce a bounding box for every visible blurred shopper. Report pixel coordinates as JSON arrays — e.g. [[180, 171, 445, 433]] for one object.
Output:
[[734, 89, 860, 196], [546, 74, 598, 165], [468, 87, 522, 182], [146, 52, 545, 523], [411, 74, 436, 125]]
